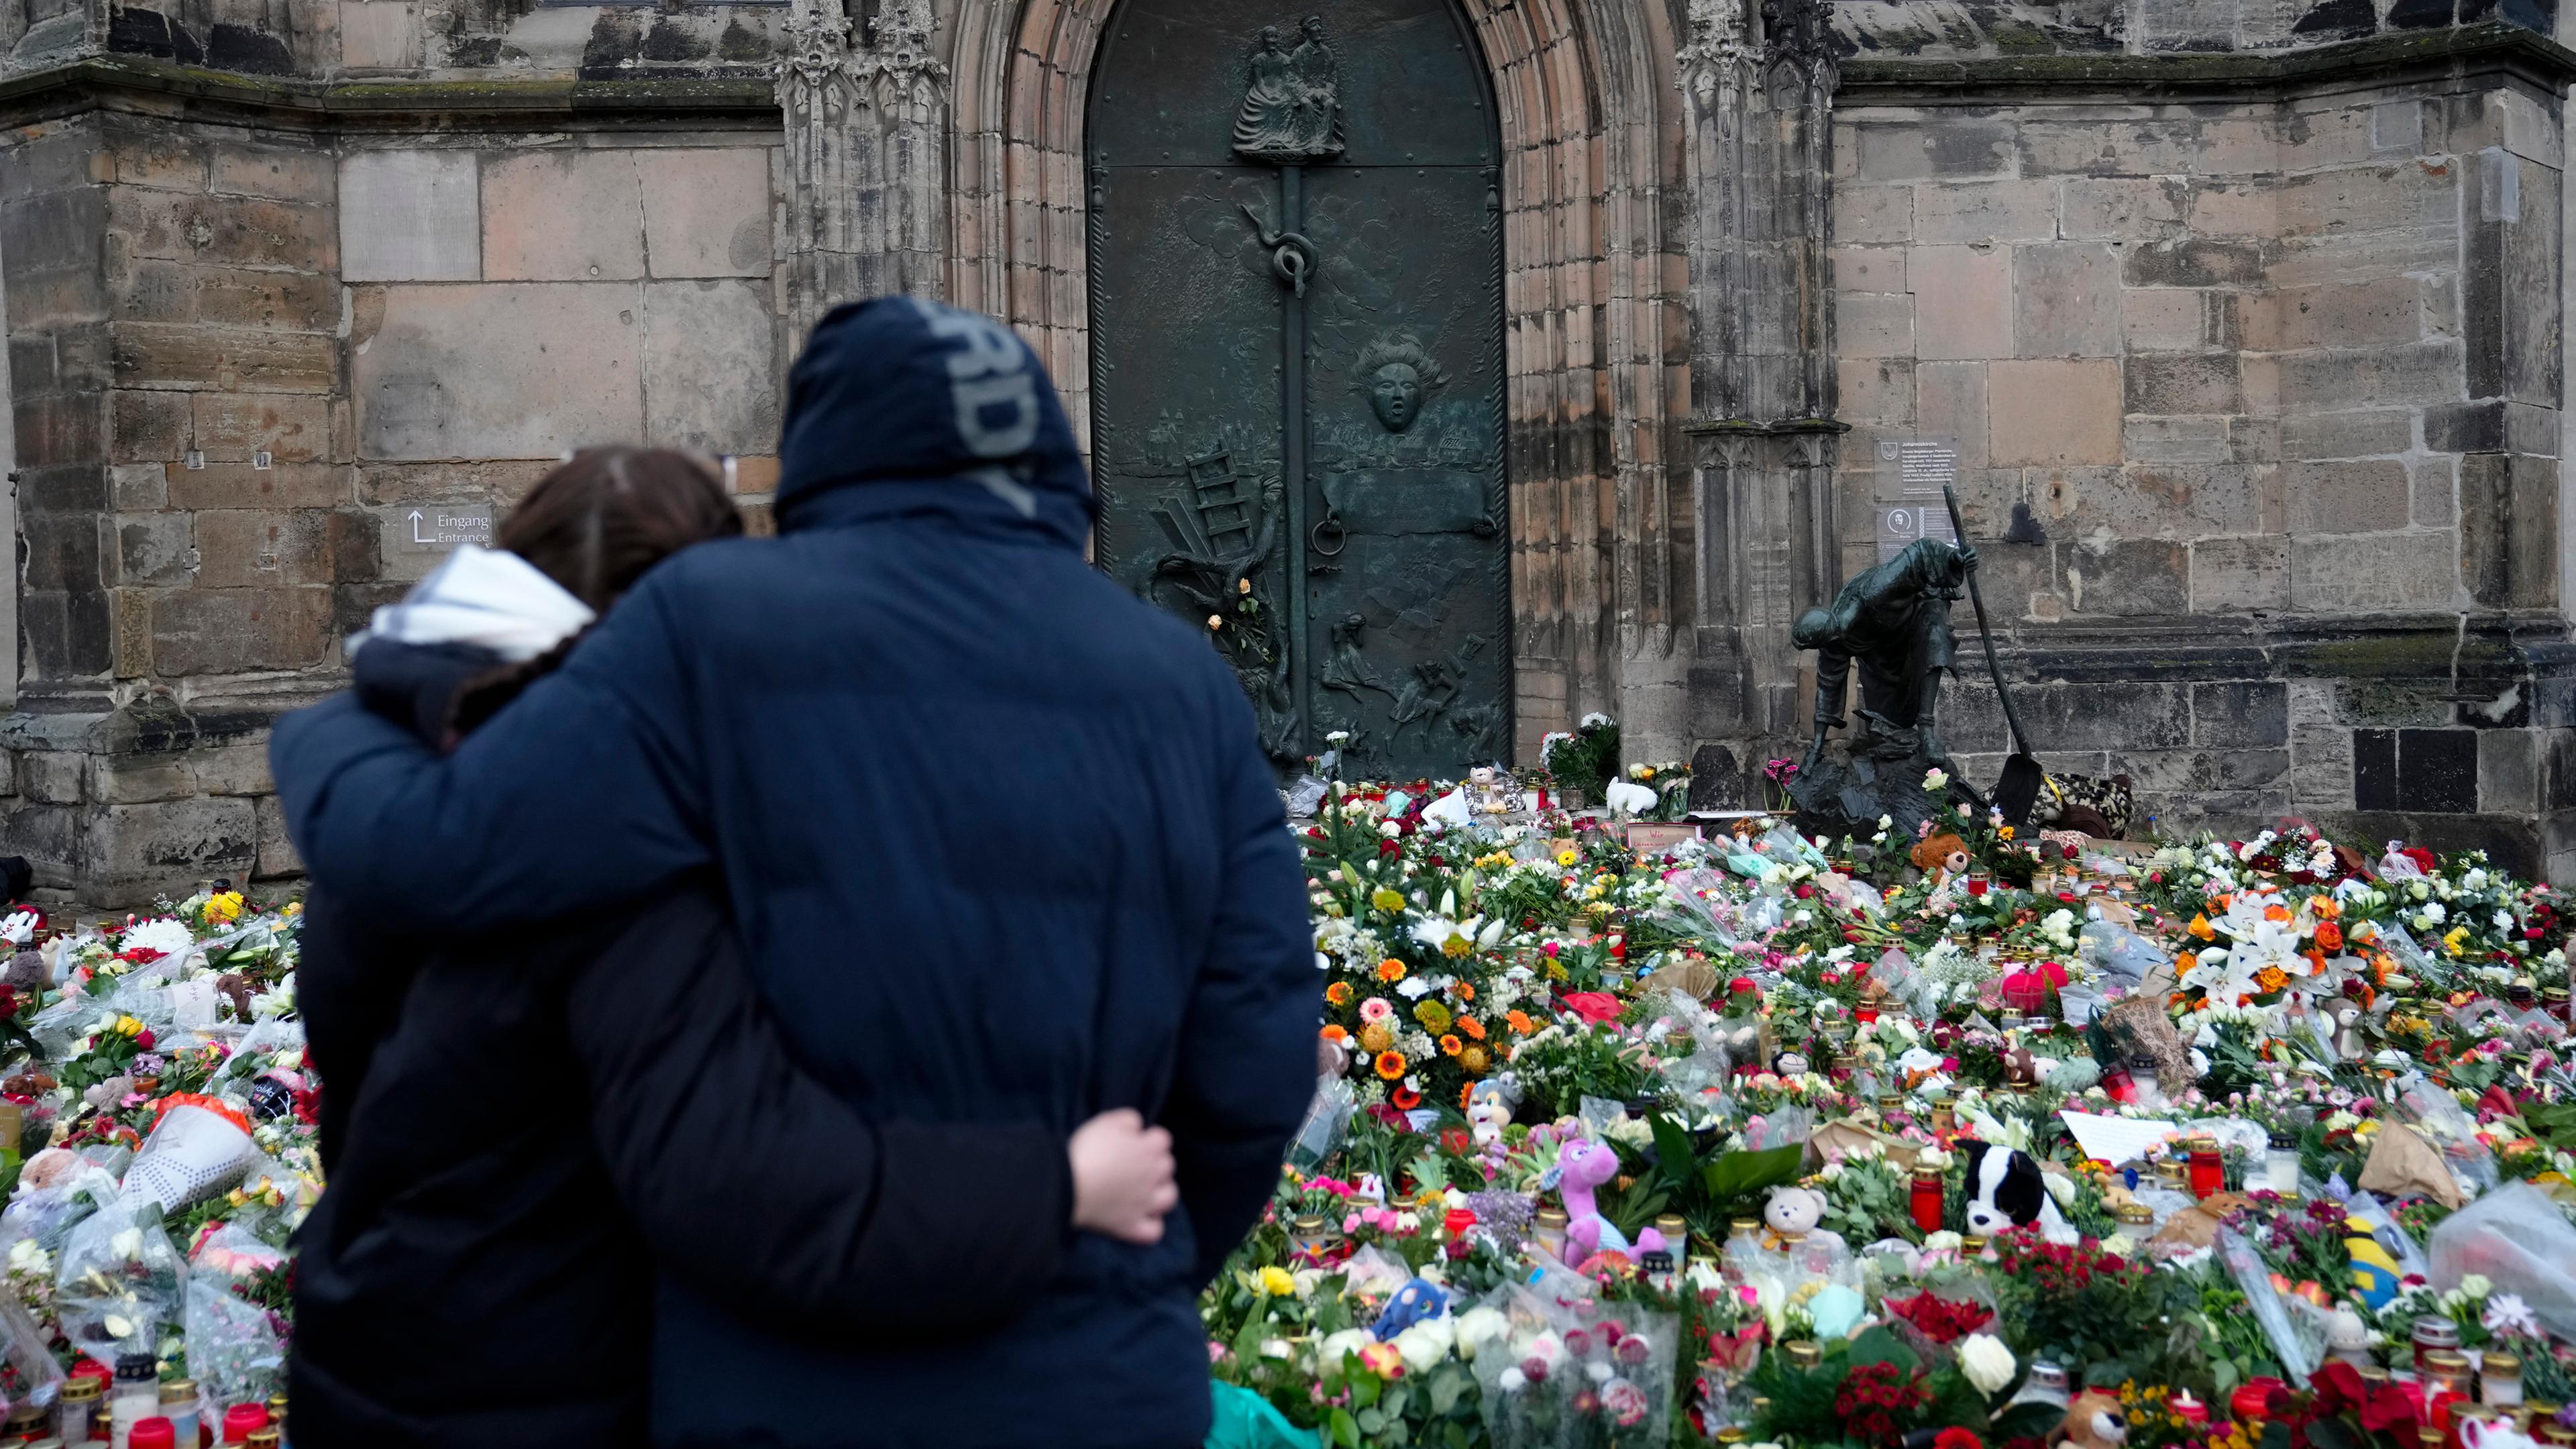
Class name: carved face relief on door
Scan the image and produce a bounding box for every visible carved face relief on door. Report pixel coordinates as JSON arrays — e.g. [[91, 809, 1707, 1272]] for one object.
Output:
[[1087, 0, 1509, 781]]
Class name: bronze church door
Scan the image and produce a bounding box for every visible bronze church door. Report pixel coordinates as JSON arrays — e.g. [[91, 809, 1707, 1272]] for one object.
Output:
[[1087, 0, 1509, 781]]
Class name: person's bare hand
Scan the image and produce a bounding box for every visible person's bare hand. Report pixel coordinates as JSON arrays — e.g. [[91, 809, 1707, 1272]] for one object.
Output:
[[1069, 1108, 1177, 1244]]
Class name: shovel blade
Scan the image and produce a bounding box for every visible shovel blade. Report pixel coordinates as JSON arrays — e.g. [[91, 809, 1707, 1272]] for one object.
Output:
[[1994, 752, 2045, 827]]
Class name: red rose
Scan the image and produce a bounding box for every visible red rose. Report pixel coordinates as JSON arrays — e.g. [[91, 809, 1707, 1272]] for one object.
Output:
[[1936, 1430, 1984, 1449], [133, 1030, 154, 1051]]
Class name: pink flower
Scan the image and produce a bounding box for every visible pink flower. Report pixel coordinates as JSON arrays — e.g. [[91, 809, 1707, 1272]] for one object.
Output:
[[1209, 1341, 1230, 1362], [1603, 1378, 1651, 1427], [1358, 1342, 1405, 1379], [1360, 998, 1395, 1023]]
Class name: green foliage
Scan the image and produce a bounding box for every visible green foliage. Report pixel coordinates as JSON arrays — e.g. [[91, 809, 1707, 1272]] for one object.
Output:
[[1317, 1354, 1482, 1449], [1543, 718, 1621, 801]]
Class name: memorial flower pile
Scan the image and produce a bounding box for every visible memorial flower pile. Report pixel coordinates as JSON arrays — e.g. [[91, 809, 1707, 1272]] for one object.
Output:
[[0, 888, 308, 1432], [1222, 765, 2576, 1449], [1, 740, 2575, 1449]]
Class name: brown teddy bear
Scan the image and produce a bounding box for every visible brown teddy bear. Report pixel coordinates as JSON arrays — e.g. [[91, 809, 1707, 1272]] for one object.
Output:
[[1909, 833, 1970, 881], [2053, 1390, 2129, 1449]]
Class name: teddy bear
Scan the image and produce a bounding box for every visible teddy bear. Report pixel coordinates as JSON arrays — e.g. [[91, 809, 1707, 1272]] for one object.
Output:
[[1757, 1183, 1853, 1288], [1909, 833, 1972, 883], [1760, 1184, 1831, 1250], [2054, 1391, 2129, 1449]]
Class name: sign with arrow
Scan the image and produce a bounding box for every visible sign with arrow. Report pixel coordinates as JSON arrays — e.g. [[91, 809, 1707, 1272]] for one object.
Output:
[[394, 507, 493, 552]]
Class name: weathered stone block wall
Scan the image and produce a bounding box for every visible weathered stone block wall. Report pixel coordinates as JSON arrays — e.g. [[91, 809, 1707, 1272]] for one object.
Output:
[[0, 109, 783, 898], [1830, 49, 2576, 874]]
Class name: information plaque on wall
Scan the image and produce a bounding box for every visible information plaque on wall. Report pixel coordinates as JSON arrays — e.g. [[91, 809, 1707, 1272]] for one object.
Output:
[[1872, 436, 1958, 561]]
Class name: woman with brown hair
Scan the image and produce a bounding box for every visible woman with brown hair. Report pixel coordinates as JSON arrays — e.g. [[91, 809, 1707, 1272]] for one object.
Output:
[[290, 447, 1177, 1448]]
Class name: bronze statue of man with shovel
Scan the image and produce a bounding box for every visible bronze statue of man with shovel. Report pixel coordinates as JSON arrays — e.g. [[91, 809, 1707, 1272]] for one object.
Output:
[[1784, 486, 2044, 834]]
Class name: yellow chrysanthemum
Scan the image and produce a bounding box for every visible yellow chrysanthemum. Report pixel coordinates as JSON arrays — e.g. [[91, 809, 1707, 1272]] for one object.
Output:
[[1371, 888, 1406, 914], [1257, 1265, 1297, 1297]]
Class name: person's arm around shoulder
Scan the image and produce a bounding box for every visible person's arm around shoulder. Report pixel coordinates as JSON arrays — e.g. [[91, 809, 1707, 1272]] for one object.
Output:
[[1162, 672, 1318, 1289], [269, 571, 710, 930], [563, 885, 1177, 1337]]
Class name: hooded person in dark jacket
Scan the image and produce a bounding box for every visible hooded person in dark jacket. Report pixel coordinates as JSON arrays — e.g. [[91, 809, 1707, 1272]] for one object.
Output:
[[291, 447, 1183, 1448], [270, 299, 1318, 1449]]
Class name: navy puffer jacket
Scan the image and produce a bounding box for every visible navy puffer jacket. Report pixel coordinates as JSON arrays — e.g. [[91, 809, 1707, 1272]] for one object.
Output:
[[272, 297, 1318, 1449]]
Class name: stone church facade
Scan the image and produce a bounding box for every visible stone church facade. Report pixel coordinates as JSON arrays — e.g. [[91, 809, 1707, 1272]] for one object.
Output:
[[0, 0, 2570, 897]]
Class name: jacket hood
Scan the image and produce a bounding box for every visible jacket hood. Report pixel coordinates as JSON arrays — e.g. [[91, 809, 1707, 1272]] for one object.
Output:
[[775, 297, 1093, 546], [346, 543, 595, 664]]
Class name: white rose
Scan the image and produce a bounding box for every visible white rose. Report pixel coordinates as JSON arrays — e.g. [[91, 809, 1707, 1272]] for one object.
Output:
[[1318, 1328, 1373, 1368], [2461, 1274, 2493, 1299], [1394, 1318, 1454, 1373], [1455, 1306, 1509, 1358], [2042, 1171, 2076, 1207], [1959, 1332, 2017, 1395]]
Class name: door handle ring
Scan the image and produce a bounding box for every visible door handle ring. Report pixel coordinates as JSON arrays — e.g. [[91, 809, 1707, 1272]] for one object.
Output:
[[1310, 511, 1347, 557]]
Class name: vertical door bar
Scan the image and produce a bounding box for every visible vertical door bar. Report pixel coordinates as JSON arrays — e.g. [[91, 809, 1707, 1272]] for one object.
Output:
[[1281, 162, 1311, 752]]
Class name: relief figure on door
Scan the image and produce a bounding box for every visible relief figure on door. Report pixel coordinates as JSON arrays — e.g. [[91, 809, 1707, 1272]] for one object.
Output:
[[1233, 16, 1344, 164]]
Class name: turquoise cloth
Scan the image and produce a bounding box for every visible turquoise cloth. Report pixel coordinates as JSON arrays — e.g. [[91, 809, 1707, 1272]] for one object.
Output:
[[1207, 1382, 1321, 1449]]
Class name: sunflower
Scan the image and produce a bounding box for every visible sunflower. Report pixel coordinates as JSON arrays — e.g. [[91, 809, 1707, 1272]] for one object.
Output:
[[1377, 958, 1407, 982], [1324, 981, 1353, 1007], [1375, 1051, 1407, 1080], [1439, 1034, 1464, 1057], [1457, 1015, 1486, 1040], [1413, 1000, 1453, 1034]]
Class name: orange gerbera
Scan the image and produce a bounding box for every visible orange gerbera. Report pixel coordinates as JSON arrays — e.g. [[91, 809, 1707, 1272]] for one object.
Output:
[[1377, 959, 1407, 982], [1325, 981, 1354, 1006], [1456, 983, 1475, 1002], [1440, 1034, 1464, 1057], [1321, 1024, 1348, 1043], [2265, 904, 2293, 923], [1457, 1015, 1487, 1040], [1375, 1050, 1407, 1079], [1506, 1010, 1534, 1034], [1391, 1086, 1421, 1110]]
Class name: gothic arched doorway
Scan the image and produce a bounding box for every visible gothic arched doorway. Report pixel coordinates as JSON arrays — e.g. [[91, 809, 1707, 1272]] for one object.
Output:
[[1085, 0, 1509, 780]]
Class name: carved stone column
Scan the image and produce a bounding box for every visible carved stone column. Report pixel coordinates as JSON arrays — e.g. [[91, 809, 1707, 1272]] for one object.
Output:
[[777, 0, 948, 340], [1678, 0, 1843, 806]]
